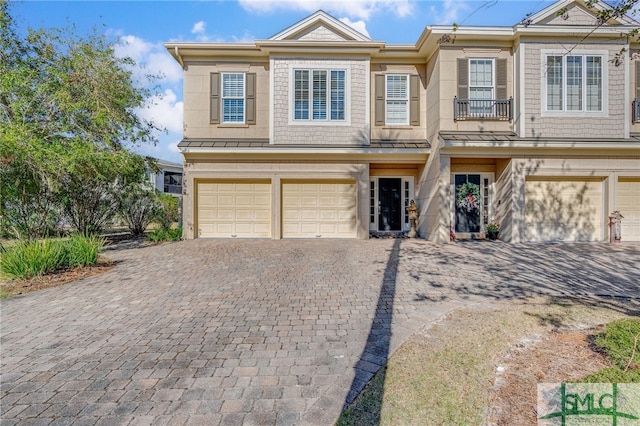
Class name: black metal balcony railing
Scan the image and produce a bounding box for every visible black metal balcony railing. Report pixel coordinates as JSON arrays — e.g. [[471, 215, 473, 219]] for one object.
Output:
[[633, 99, 640, 124], [164, 184, 182, 194], [454, 97, 513, 121]]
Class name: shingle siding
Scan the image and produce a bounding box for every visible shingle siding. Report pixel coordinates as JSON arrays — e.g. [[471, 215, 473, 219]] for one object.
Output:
[[272, 58, 368, 145], [524, 41, 626, 139]]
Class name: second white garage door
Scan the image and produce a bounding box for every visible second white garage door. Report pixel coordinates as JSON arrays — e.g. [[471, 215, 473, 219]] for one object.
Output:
[[617, 178, 640, 242], [282, 181, 357, 238], [197, 181, 271, 238], [525, 177, 603, 242]]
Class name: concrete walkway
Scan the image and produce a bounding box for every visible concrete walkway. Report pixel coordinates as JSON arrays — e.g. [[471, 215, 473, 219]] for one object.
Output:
[[1, 239, 639, 425]]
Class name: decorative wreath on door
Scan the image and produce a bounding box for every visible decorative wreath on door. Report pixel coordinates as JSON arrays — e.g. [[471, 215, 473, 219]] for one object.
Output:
[[456, 182, 481, 211]]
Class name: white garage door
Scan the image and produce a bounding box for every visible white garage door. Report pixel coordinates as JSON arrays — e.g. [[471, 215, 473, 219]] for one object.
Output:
[[282, 181, 357, 238], [197, 181, 271, 238], [525, 177, 603, 242], [617, 178, 640, 242]]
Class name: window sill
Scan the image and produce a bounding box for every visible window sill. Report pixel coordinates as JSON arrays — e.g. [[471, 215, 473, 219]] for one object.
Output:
[[540, 111, 608, 119], [381, 125, 414, 129], [217, 124, 249, 128]]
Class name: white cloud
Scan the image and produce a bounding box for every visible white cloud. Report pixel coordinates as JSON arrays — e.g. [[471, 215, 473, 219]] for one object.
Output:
[[191, 21, 206, 34], [136, 89, 184, 135], [114, 35, 183, 85], [168, 140, 181, 153], [238, 0, 412, 20], [430, 0, 470, 25], [339, 17, 370, 38]]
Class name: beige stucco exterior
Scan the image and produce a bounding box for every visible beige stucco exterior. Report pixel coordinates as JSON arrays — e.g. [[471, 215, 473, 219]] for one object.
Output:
[[183, 62, 270, 140]]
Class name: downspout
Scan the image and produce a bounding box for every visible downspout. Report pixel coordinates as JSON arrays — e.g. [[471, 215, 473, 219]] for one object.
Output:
[[174, 46, 185, 69]]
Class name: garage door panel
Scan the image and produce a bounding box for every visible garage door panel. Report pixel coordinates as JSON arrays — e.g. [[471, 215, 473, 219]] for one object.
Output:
[[283, 181, 356, 238], [617, 179, 640, 242], [197, 182, 271, 238], [525, 178, 602, 242]]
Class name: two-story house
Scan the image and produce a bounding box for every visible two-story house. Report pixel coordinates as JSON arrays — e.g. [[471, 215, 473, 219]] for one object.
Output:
[[166, 0, 640, 243]]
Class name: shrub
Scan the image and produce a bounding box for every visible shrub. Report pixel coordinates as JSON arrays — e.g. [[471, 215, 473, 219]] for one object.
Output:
[[0, 234, 104, 280], [147, 227, 182, 243], [154, 193, 179, 231], [118, 185, 161, 236]]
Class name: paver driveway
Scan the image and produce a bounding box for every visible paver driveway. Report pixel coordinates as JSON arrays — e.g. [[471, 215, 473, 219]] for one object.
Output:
[[2, 239, 639, 425]]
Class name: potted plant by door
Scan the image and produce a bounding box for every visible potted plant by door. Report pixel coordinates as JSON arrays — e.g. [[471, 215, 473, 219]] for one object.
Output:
[[486, 221, 500, 240]]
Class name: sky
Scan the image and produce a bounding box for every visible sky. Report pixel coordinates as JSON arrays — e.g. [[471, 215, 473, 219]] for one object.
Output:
[[12, 0, 561, 163]]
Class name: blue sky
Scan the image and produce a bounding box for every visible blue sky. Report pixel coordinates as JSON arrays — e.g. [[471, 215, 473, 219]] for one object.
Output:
[[13, 0, 559, 163]]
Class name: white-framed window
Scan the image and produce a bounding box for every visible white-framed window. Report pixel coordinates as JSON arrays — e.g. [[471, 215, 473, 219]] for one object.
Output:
[[469, 59, 494, 115], [221, 72, 245, 123], [385, 74, 409, 125], [293, 69, 346, 121], [545, 54, 603, 112]]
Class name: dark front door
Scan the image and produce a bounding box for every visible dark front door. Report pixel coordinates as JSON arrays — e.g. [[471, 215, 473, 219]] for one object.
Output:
[[379, 178, 402, 231], [455, 174, 481, 233]]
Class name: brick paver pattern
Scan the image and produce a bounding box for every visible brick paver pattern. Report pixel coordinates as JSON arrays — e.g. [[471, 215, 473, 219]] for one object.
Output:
[[1, 239, 639, 425]]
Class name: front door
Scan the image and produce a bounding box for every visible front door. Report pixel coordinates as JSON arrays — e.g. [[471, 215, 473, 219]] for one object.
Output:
[[378, 178, 402, 231], [454, 174, 482, 233]]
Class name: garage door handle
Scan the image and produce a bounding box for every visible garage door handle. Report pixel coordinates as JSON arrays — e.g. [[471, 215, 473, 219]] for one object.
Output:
[[315, 234, 321, 238], [231, 234, 237, 238]]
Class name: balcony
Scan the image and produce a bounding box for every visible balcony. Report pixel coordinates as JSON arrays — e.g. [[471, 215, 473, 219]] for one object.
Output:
[[633, 99, 640, 124], [164, 184, 182, 194], [454, 97, 513, 121]]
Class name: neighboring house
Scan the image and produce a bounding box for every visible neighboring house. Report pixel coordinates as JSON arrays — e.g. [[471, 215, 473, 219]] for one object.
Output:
[[166, 0, 640, 243], [148, 158, 183, 196]]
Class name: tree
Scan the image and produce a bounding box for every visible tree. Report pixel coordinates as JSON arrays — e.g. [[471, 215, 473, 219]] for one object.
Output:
[[0, 0, 162, 238]]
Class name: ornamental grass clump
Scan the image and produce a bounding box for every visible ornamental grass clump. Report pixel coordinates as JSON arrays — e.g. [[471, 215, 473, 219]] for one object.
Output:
[[65, 234, 104, 268], [0, 235, 104, 280], [0, 239, 67, 279]]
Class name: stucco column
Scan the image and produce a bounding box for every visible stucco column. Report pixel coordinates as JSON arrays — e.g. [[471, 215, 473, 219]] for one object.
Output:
[[272, 176, 281, 240], [357, 164, 370, 239]]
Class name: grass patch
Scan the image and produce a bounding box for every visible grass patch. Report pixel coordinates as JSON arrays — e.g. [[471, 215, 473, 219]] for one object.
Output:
[[0, 235, 104, 280], [338, 300, 631, 425], [582, 318, 640, 383]]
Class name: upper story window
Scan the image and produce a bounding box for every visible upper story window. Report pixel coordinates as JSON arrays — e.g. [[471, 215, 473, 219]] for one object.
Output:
[[293, 69, 346, 121], [210, 72, 256, 125], [386, 75, 409, 125], [546, 55, 603, 112], [222, 73, 245, 123], [469, 59, 494, 114], [374, 73, 420, 126], [455, 58, 510, 121], [470, 59, 494, 100]]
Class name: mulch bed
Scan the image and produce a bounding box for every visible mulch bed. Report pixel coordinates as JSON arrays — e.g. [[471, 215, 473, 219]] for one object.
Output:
[[487, 326, 610, 425], [0, 256, 115, 298]]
